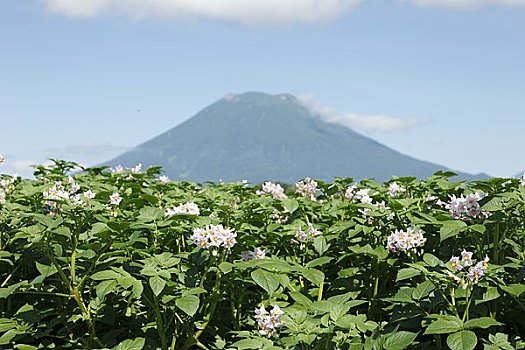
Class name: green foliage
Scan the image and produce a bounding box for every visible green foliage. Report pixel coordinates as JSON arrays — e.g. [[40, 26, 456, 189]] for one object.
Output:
[[0, 162, 524, 349]]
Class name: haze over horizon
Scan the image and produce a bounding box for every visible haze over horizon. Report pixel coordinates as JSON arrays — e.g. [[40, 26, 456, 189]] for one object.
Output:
[[1, 1, 524, 178]]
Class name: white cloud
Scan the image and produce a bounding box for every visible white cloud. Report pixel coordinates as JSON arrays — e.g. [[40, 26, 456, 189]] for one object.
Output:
[[44, 0, 361, 24], [297, 95, 428, 132], [406, 0, 525, 9], [0, 158, 37, 178]]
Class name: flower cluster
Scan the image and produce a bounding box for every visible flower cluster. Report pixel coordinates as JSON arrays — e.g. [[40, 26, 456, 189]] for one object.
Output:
[[358, 200, 390, 226], [294, 223, 321, 248], [386, 227, 426, 255], [191, 224, 236, 252], [270, 210, 289, 224], [295, 177, 318, 201], [111, 163, 142, 175], [345, 185, 373, 204], [388, 182, 406, 197], [254, 305, 284, 337], [256, 182, 287, 200], [520, 172, 525, 187], [447, 250, 489, 287], [43, 176, 82, 213], [0, 177, 15, 204], [166, 202, 200, 217], [158, 175, 170, 184], [242, 247, 266, 260], [445, 192, 486, 221], [83, 190, 96, 200]]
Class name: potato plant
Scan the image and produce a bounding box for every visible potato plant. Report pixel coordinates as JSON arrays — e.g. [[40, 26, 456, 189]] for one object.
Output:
[[0, 160, 524, 349]]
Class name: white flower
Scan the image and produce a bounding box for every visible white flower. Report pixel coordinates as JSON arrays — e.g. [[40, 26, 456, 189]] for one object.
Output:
[[294, 227, 307, 242], [307, 223, 321, 237], [450, 256, 462, 271], [68, 176, 80, 194], [191, 224, 236, 251], [111, 165, 124, 174], [295, 177, 318, 201], [43, 181, 71, 212], [270, 210, 289, 224], [447, 252, 490, 287], [253, 247, 266, 259], [374, 200, 389, 210], [388, 182, 406, 197], [386, 227, 426, 255], [71, 194, 82, 206], [344, 184, 358, 200], [83, 190, 96, 199], [110, 192, 122, 206], [446, 192, 486, 221], [256, 182, 287, 200], [165, 202, 200, 216], [130, 163, 142, 174], [255, 305, 284, 338], [242, 247, 266, 260], [520, 172, 525, 186], [0, 189, 6, 204], [159, 175, 170, 184], [461, 249, 473, 267]]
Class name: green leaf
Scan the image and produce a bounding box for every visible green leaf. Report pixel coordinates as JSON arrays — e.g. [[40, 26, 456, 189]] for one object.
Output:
[[113, 337, 145, 350], [464, 317, 502, 330], [396, 267, 421, 282], [91, 269, 122, 281], [387, 287, 415, 304], [446, 331, 477, 350], [500, 284, 525, 297], [33, 214, 63, 229], [289, 291, 313, 308], [96, 280, 117, 300], [469, 224, 486, 234], [218, 262, 234, 274], [35, 261, 57, 278], [232, 338, 263, 349], [138, 206, 164, 222], [424, 316, 463, 335], [412, 280, 435, 301], [482, 287, 500, 303], [282, 198, 299, 214], [482, 197, 505, 211], [423, 253, 443, 267], [175, 294, 200, 317], [89, 222, 110, 238], [0, 329, 19, 345], [251, 269, 280, 295], [149, 275, 166, 296], [383, 331, 418, 350], [302, 268, 325, 286], [440, 220, 467, 242], [306, 256, 333, 268], [329, 303, 351, 322], [313, 236, 329, 256]]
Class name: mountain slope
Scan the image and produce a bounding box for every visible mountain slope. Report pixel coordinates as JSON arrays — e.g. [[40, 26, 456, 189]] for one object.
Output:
[[105, 92, 487, 183]]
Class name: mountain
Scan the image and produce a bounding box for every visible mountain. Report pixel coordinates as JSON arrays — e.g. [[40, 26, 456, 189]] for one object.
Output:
[[104, 92, 488, 183]]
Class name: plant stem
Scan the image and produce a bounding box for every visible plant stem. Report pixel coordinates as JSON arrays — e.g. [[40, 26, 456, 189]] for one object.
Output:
[[154, 293, 168, 350], [462, 288, 473, 323], [493, 223, 500, 265]]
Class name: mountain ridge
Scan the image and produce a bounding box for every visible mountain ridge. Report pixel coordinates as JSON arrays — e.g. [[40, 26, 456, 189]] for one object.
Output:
[[104, 92, 488, 183]]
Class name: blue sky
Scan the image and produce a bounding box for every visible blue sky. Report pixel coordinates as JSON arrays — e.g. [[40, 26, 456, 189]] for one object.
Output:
[[1, 0, 524, 178]]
